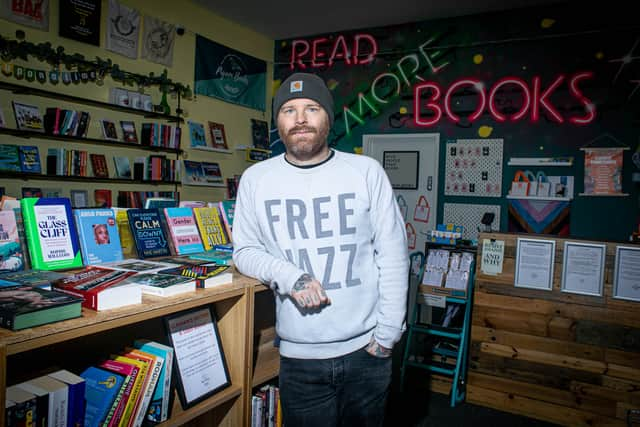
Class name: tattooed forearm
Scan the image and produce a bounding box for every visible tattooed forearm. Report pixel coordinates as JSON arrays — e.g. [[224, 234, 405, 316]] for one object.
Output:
[[293, 273, 313, 291]]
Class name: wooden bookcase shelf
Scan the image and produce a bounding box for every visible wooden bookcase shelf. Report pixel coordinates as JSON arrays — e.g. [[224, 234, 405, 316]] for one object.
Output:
[[1, 171, 180, 186], [0, 271, 267, 427]]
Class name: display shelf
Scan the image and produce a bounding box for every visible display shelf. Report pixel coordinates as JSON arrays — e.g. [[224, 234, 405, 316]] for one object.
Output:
[[507, 157, 573, 166], [1, 171, 180, 185], [252, 342, 279, 387], [578, 192, 629, 197], [192, 146, 234, 154], [506, 194, 572, 201], [0, 81, 183, 123], [0, 127, 182, 154]]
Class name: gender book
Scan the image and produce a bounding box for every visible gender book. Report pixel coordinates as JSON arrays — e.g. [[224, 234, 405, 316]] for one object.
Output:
[[74, 208, 124, 265], [163, 207, 204, 255]]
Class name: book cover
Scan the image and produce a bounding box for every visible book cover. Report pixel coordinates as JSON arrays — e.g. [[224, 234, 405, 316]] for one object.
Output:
[[193, 206, 229, 250], [12, 207, 31, 270], [187, 121, 207, 148], [144, 198, 178, 210], [120, 121, 139, 144], [122, 349, 164, 427], [95, 189, 113, 208], [180, 160, 205, 185], [73, 208, 124, 265], [113, 157, 132, 179], [19, 145, 42, 174], [163, 207, 204, 255], [12, 101, 45, 132], [207, 121, 228, 149], [188, 249, 232, 265], [91, 154, 110, 178], [51, 266, 139, 311], [5, 385, 38, 427], [158, 263, 232, 289], [80, 366, 124, 427], [113, 208, 137, 258], [13, 380, 48, 427], [122, 272, 196, 297], [22, 187, 43, 198], [20, 197, 83, 270], [0, 144, 21, 172], [0, 284, 83, 330], [201, 162, 223, 185], [0, 210, 25, 273], [17, 375, 68, 427], [99, 359, 139, 427], [101, 119, 119, 141], [102, 259, 174, 274], [48, 369, 86, 427], [75, 111, 91, 137], [250, 118, 270, 149], [0, 269, 65, 289], [132, 340, 174, 423], [127, 209, 171, 259], [110, 355, 147, 427], [218, 200, 236, 241]]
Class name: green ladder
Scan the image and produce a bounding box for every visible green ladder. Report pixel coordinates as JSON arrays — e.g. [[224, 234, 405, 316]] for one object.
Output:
[[400, 245, 476, 407]]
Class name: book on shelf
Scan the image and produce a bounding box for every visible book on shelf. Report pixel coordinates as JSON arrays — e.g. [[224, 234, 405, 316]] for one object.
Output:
[[120, 120, 139, 144], [127, 209, 172, 259], [0, 209, 25, 273], [122, 348, 165, 427], [250, 118, 270, 149], [0, 269, 66, 290], [99, 359, 139, 427], [80, 366, 125, 427], [5, 384, 38, 427], [73, 208, 124, 265], [11, 206, 31, 270], [19, 145, 42, 174], [91, 153, 110, 178], [51, 266, 139, 311], [144, 197, 178, 210], [21, 197, 83, 270], [12, 101, 44, 132], [95, 189, 113, 208], [217, 200, 236, 241], [112, 208, 137, 258], [110, 354, 148, 427], [188, 249, 233, 265], [181, 160, 205, 185], [17, 374, 69, 427], [48, 369, 86, 427], [22, 187, 43, 198], [193, 206, 230, 250], [113, 156, 132, 179], [101, 119, 119, 141], [158, 263, 232, 289], [132, 340, 174, 423], [163, 207, 205, 255], [44, 107, 62, 135], [122, 272, 197, 297], [208, 121, 228, 149], [187, 120, 207, 148], [102, 258, 175, 274], [0, 144, 22, 172], [75, 111, 91, 137], [201, 161, 223, 185]]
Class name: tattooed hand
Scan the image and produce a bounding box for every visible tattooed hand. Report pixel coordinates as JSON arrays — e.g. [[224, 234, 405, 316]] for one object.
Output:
[[365, 335, 392, 358], [290, 274, 331, 309]]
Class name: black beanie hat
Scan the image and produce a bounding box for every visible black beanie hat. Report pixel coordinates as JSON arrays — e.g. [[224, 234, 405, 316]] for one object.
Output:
[[273, 73, 334, 127]]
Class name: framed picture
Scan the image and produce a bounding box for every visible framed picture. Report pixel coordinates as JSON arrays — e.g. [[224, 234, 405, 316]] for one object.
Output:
[[514, 238, 556, 291], [382, 151, 419, 190], [100, 119, 119, 141], [250, 118, 269, 149], [70, 189, 89, 208], [613, 246, 640, 302], [208, 122, 228, 150], [561, 241, 606, 296], [164, 306, 231, 409], [12, 101, 44, 132], [188, 121, 207, 148]]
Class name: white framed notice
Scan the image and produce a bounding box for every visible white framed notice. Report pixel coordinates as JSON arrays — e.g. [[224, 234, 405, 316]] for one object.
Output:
[[561, 241, 606, 296], [164, 306, 230, 408], [613, 246, 640, 302], [515, 238, 556, 291]]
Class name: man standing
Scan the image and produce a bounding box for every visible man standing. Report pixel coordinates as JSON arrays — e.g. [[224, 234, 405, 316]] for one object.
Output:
[[233, 72, 408, 426]]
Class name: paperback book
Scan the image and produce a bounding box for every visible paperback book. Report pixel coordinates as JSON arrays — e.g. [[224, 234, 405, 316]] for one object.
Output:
[[18, 145, 42, 174], [73, 208, 124, 265], [0, 210, 25, 273], [120, 120, 139, 144], [101, 119, 119, 141], [132, 340, 174, 423], [48, 369, 86, 427], [122, 272, 197, 297], [20, 197, 83, 270], [163, 207, 204, 255], [193, 206, 229, 250], [127, 209, 171, 259], [187, 121, 207, 148], [188, 249, 233, 265], [90, 153, 109, 178], [208, 121, 228, 149], [102, 258, 175, 274], [158, 263, 232, 289], [0, 269, 65, 290], [0, 144, 21, 172], [80, 366, 125, 427], [12, 101, 44, 132], [99, 359, 139, 427]]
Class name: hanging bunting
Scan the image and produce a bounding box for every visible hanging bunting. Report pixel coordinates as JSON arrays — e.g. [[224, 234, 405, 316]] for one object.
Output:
[[59, 0, 101, 46], [49, 70, 59, 84], [141, 15, 175, 67], [14, 65, 24, 80], [25, 68, 35, 82], [0, 0, 50, 30], [106, 0, 140, 59], [36, 70, 46, 83], [61, 71, 72, 84], [2, 62, 13, 76]]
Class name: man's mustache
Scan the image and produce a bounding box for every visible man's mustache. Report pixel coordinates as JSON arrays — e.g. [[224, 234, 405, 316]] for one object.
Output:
[[288, 126, 316, 135]]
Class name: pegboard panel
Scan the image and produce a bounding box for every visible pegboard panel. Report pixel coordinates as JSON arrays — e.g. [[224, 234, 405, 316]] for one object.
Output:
[[445, 138, 503, 197], [443, 203, 501, 241]]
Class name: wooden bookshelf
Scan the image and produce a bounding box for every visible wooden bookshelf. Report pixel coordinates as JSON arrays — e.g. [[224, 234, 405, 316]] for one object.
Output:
[[1, 171, 180, 186]]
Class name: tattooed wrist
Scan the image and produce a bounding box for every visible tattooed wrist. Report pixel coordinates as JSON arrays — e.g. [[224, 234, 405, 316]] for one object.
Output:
[[293, 273, 313, 291]]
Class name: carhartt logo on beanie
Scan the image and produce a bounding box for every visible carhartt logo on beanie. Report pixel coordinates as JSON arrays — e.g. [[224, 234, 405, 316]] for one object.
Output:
[[274, 73, 334, 127]]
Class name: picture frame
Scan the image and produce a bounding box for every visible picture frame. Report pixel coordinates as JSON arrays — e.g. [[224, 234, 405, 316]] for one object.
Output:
[[382, 150, 419, 190], [514, 238, 555, 291], [208, 121, 229, 149], [164, 306, 231, 409], [100, 119, 119, 141], [561, 241, 606, 297], [187, 121, 207, 148], [70, 189, 89, 208], [613, 245, 640, 302], [12, 101, 44, 132]]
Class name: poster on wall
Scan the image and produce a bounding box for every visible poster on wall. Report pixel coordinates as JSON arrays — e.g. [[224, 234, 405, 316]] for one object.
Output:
[[106, 0, 140, 59], [0, 0, 49, 30], [582, 148, 625, 195], [445, 139, 503, 197], [59, 0, 101, 46], [141, 16, 175, 67], [383, 151, 419, 190], [194, 35, 267, 111], [508, 199, 570, 236]]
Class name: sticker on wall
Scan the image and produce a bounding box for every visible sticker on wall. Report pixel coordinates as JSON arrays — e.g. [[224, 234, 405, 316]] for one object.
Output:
[[406, 222, 416, 250], [413, 195, 430, 223], [397, 195, 408, 221]]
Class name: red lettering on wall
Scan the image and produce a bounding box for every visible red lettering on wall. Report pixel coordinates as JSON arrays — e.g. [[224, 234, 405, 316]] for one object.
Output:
[[289, 33, 378, 70]]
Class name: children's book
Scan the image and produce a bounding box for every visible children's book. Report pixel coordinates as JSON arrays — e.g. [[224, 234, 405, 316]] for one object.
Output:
[[18, 145, 41, 173], [113, 156, 132, 178], [80, 366, 125, 427], [133, 340, 174, 423], [163, 207, 204, 255], [0, 210, 24, 273], [193, 206, 229, 250], [127, 209, 171, 259], [208, 121, 228, 149], [158, 263, 232, 288], [0, 284, 83, 330], [91, 153, 110, 178], [12, 101, 44, 132], [187, 121, 207, 148], [51, 266, 139, 311], [101, 119, 119, 141], [0, 144, 21, 172], [20, 197, 83, 270], [123, 272, 197, 297], [120, 120, 139, 144], [73, 208, 124, 265]]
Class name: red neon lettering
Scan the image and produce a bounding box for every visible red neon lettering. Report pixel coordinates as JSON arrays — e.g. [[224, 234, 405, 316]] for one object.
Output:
[[414, 82, 442, 127], [488, 77, 531, 122], [290, 40, 309, 70], [329, 35, 351, 67], [569, 72, 596, 125], [444, 79, 485, 123], [353, 34, 378, 65], [311, 38, 329, 68], [532, 75, 564, 123]]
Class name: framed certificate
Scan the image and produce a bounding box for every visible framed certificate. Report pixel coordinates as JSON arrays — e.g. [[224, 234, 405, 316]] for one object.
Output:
[[164, 306, 231, 409], [514, 238, 556, 291], [613, 246, 640, 302], [561, 241, 606, 296]]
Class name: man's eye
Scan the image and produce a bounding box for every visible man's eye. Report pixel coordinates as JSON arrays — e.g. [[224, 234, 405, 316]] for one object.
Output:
[[307, 107, 319, 112]]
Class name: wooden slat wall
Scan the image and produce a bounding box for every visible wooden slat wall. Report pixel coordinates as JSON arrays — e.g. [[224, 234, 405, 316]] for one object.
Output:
[[468, 232, 639, 427]]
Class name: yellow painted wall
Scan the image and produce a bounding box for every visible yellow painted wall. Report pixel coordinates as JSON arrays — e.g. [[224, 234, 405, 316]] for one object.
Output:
[[0, 0, 273, 204]]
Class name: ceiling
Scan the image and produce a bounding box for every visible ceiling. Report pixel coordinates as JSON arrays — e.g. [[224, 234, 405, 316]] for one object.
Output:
[[192, 0, 561, 40]]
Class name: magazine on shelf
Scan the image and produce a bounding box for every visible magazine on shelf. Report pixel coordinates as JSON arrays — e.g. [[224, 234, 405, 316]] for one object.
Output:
[[12, 101, 44, 132]]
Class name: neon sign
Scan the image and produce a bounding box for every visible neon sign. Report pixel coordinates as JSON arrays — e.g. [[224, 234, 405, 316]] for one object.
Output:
[[414, 72, 596, 126], [290, 34, 378, 70]]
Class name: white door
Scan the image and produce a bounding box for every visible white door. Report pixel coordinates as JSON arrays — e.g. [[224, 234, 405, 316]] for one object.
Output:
[[363, 133, 439, 255]]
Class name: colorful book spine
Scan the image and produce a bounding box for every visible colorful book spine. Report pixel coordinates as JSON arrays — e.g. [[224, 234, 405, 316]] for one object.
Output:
[[164, 207, 205, 255], [99, 359, 139, 427], [133, 340, 173, 423]]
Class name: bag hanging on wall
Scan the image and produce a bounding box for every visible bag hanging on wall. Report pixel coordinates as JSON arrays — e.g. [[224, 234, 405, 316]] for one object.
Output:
[[406, 222, 416, 250], [397, 195, 408, 221], [413, 195, 430, 223], [510, 170, 530, 197]]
